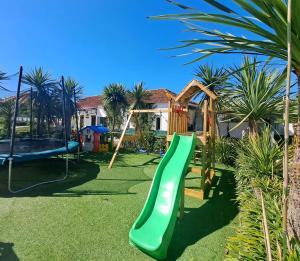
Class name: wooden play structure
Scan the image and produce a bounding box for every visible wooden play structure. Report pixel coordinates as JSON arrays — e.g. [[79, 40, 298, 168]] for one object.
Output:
[[168, 79, 217, 200], [108, 79, 217, 200]]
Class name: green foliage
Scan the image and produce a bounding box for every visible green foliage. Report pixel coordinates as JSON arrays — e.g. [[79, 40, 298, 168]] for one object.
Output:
[[215, 137, 238, 166], [236, 128, 283, 180], [127, 82, 153, 129], [0, 98, 15, 138], [226, 176, 283, 260], [22, 67, 59, 136], [195, 64, 228, 107], [222, 56, 290, 134], [127, 82, 151, 110], [225, 128, 292, 260], [155, 0, 300, 71], [103, 83, 128, 131]]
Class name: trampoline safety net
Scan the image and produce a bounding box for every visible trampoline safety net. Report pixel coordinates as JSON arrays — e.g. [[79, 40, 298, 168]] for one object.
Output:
[[0, 66, 80, 193]]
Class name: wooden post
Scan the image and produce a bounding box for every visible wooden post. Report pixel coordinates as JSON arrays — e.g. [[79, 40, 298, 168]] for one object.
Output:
[[108, 112, 133, 169], [200, 100, 208, 195], [211, 100, 216, 173]]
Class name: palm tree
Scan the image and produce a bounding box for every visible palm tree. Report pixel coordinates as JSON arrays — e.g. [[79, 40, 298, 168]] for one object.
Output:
[[22, 67, 57, 136], [195, 64, 228, 103], [223, 57, 288, 135], [64, 77, 82, 137], [127, 82, 151, 109], [103, 83, 128, 132], [127, 82, 153, 130], [0, 98, 15, 138], [157, 0, 300, 239]]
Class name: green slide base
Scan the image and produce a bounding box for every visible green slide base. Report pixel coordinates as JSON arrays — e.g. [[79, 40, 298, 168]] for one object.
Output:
[[129, 133, 196, 260]]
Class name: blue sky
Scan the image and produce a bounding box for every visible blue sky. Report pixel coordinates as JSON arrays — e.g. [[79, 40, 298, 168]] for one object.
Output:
[[0, 0, 272, 96]]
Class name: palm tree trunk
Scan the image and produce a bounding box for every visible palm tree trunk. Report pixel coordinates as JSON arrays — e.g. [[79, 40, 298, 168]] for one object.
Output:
[[249, 118, 258, 136], [288, 72, 300, 239]]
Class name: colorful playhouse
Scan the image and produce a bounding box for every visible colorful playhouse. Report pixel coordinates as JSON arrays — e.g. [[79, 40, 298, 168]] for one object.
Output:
[[80, 126, 110, 152]]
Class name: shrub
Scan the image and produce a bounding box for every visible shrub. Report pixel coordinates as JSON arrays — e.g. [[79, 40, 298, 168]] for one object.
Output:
[[236, 128, 282, 180], [225, 128, 293, 260], [215, 137, 238, 166]]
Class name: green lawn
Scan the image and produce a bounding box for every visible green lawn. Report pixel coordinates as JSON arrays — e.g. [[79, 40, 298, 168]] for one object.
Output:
[[0, 152, 238, 261]]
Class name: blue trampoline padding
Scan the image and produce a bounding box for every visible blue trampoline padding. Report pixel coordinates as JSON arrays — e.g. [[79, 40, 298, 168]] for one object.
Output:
[[0, 141, 79, 166]]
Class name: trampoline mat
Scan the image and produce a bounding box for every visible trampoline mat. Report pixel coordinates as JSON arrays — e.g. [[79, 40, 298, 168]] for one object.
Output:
[[0, 139, 66, 154]]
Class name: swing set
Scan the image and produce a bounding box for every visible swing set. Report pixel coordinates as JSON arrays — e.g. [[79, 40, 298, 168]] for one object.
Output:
[[108, 79, 217, 200]]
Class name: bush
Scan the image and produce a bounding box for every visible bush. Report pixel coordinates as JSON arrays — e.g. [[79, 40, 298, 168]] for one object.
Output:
[[215, 137, 238, 166], [236, 128, 282, 180], [225, 128, 299, 260]]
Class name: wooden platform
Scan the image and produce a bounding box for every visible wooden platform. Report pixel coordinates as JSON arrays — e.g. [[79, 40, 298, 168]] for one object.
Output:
[[167, 133, 207, 145]]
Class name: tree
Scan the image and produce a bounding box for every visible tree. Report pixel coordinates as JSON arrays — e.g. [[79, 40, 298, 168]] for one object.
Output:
[[195, 64, 228, 135], [157, 0, 300, 240], [0, 98, 15, 138], [127, 82, 153, 130], [223, 56, 288, 135], [64, 77, 82, 137], [103, 83, 128, 132], [195, 64, 228, 104], [22, 68, 57, 136]]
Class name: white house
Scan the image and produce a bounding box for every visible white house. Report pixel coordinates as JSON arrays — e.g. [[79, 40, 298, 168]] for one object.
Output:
[[77, 89, 180, 132], [77, 89, 294, 138]]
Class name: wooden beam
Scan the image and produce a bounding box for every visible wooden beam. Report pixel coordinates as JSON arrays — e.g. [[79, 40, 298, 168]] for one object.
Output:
[[130, 109, 169, 113], [175, 79, 217, 104], [108, 112, 133, 169]]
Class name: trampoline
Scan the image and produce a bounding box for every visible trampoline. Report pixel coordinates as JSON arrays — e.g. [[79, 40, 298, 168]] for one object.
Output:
[[0, 138, 79, 165], [1, 67, 81, 193]]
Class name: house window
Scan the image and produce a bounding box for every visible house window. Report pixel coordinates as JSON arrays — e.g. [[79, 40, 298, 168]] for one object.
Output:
[[156, 117, 161, 130], [91, 115, 96, 126]]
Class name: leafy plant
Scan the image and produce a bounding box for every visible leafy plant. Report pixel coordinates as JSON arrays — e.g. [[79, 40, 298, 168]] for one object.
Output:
[[215, 137, 238, 166], [156, 0, 300, 238], [0, 98, 15, 138], [22, 67, 57, 136], [236, 128, 283, 180], [222, 57, 288, 135], [103, 83, 128, 132]]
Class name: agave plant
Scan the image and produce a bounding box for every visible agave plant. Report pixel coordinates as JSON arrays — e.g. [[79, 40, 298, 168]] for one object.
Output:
[[156, 0, 300, 239]]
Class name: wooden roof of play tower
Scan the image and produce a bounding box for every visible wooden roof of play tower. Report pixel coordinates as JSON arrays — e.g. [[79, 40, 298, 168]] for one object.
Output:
[[175, 79, 217, 104]]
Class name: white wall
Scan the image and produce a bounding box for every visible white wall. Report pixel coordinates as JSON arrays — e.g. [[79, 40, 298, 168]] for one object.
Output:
[[78, 106, 107, 128], [219, 122, 249, 138]]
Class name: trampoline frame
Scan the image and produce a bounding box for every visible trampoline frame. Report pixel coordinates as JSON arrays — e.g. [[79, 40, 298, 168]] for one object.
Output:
[[5, 71, 79, 193]]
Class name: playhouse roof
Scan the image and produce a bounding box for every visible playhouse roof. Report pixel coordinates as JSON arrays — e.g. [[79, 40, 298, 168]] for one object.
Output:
[[175, 79, 217, 104], [81, 126, 110, 134]]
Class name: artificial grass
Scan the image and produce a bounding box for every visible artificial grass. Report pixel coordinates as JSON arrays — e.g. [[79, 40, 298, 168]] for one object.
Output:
[[0, 151, 238, 261]]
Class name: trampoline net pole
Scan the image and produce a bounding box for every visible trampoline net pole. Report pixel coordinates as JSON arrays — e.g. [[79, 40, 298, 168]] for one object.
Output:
[[73, 88, 80, 161], [61, 76, 68, 151], [8, 158, 13, 193], [9, 66, 23, 158]]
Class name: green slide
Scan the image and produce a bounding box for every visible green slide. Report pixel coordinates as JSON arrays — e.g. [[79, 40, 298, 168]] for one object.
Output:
[[129, 133, 196, 260]]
